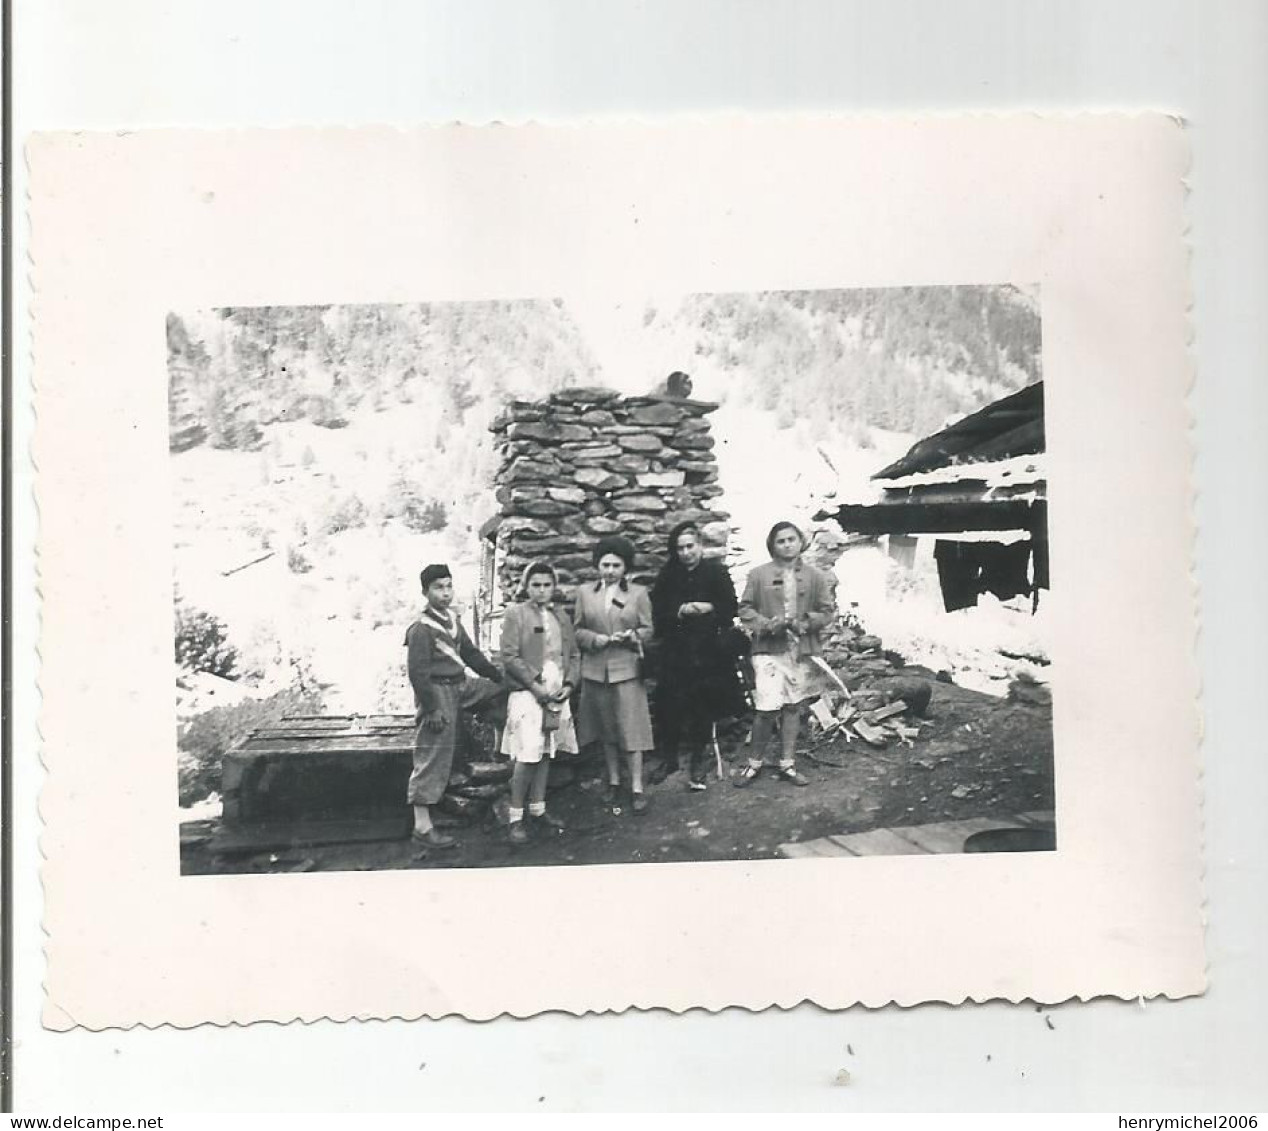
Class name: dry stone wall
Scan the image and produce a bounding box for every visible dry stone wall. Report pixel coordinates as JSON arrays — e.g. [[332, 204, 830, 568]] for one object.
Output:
[[489, 387, 732, 604]]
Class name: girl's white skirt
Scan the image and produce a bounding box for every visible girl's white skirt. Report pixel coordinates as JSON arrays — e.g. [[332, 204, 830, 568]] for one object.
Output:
[[500, 660, 578, 764]]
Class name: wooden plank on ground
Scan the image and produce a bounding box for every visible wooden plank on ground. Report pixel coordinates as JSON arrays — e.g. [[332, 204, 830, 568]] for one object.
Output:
[[808, 699, 838, 732], [864, 701, 908, 723], [890, 822, 967, 854], [1014, 810, 1056, 826], [778, 842, 822, 859], [829, 827, 929, 856], [892, 817, 1022, 854], [796, 837, 855, 858], [852, 720, 889, 746]]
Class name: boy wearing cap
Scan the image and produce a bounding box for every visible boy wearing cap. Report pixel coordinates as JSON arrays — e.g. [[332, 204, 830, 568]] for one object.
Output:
[[406, 563, 505, 849]]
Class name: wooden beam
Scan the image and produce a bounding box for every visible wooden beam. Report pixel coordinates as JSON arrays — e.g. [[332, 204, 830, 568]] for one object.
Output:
[[880, 481, 1044, 505], [822, 498, 1046, 536]]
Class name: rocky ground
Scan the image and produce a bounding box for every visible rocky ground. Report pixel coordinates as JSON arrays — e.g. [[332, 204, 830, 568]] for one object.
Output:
[[179, 669, 1054, 875]]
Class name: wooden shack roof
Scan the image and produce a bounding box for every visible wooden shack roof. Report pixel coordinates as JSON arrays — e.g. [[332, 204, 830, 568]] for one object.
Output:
[[817, 381, 1047, 536], [873, 381, 1044, 481]]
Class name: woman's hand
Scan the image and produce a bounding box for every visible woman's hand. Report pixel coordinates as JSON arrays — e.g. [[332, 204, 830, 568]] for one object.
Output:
[[552, 683, 573, 703], [680, 601, 715, 617]]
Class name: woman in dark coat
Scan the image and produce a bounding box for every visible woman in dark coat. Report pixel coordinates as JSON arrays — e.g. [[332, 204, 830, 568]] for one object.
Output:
[[650, 521, 745, 791]]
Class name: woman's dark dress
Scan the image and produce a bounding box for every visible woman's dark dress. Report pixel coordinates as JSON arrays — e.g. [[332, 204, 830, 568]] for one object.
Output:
[[650, 556, 745, 776]]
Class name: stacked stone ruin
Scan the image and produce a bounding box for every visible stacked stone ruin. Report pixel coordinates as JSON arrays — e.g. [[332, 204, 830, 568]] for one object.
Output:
[[488, 387, 732, 605]]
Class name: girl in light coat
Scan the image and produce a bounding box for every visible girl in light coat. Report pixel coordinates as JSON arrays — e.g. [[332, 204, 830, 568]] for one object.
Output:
[[499, 561, 580, 845]]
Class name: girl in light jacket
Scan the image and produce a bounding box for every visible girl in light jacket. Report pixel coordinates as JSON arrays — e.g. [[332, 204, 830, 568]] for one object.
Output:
[[499, 561, 580, 845], [573, 535, 655, 814]]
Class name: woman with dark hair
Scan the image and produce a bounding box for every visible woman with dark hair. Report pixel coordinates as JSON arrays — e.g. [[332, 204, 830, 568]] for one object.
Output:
[[734, 520, 837, 788], [499, 561, 580, 846], [573, 535, 655, 814], [650, 521, 743, 791]]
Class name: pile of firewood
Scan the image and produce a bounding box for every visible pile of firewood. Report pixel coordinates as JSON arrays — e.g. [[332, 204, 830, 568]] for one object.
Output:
[[803, 655, 934, 749], [807, 690, 923, 748]]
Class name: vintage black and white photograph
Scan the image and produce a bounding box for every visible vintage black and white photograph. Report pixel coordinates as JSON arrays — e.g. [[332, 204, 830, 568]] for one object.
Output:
[[172, 285, 1054, 875], [36, 117, 1199, 1027]]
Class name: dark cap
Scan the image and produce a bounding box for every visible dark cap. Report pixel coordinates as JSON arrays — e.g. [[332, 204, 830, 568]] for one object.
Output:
[[419, 563, 453, 590]]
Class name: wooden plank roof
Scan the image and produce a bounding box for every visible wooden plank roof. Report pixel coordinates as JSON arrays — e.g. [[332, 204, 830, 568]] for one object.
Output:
[[874, 381, 1045, 480]]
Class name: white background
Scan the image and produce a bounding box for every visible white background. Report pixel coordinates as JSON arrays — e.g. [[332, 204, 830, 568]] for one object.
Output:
[[9, 0, 1267, 1112]]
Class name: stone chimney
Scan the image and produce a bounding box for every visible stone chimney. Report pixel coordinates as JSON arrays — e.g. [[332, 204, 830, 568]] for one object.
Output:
[[485, 386, 731, 607]]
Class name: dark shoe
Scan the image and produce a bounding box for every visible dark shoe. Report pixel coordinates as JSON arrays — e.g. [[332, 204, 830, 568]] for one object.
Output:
[[777, 766, 810, 787], [533, 810, 566, 833], [602, 781, 621, 805], [647, 758, 674, 786], [733, 764, 762, 789], [413, 829, 459, 849], [631, 793, 649, 815], [507, 822, 530, 846], [686, 750, 707, 783]]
